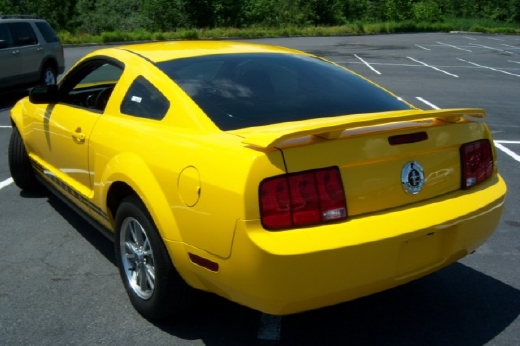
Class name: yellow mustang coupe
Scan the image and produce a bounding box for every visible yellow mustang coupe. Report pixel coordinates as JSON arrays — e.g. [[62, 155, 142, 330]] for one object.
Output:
[[8, 41, 506, 320]]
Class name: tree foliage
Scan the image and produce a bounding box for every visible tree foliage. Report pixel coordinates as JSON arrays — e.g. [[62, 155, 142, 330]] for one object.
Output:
[[0, 0, 519, 34]]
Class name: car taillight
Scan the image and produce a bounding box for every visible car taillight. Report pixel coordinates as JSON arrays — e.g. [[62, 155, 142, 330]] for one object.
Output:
[[259, 167, 347, 230], [461, 139, 493, 189]]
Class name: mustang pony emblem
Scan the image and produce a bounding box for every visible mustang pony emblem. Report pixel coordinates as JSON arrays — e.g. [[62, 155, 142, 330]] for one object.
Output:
[[401, 161, 425, 195]]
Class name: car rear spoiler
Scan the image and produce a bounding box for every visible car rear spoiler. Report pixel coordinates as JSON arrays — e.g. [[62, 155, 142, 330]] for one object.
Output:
[[232, 108, 485, 149]]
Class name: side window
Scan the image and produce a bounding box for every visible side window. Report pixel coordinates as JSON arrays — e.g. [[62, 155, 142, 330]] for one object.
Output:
[[9, 22, 38, 46], [77, 63, 123, 86], [60, 60, 124, 111], [121, 76, 170, 120], [0, 23, 12, 48], [35, 22, 59, 43]]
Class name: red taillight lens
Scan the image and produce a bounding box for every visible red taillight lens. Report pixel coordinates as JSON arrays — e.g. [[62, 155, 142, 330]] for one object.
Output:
[[461, 139, 493, 189], [259, 167, 347, 230], [259, 177, 292, 229]]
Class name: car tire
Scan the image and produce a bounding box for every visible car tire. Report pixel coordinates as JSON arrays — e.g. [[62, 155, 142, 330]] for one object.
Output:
[[8, 127, 39, 191], [114, 195, 194, 320], [40, 65, 57, 85]]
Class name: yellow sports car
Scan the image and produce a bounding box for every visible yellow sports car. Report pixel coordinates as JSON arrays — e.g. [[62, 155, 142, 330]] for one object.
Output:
[[8, 41, 506, 320]]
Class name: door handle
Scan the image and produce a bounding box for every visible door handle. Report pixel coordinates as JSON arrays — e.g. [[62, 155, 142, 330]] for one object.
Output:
[[72, 128, 86, 142]]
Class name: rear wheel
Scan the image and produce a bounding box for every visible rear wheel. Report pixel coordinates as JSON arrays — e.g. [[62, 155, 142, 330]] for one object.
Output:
[[8, 127, 39, 191], [40, 65, 57, 85], [114, 195, 194, 320]]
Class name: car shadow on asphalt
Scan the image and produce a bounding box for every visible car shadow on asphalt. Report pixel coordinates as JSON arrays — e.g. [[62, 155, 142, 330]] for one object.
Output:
[[34, 190, 520, 345], [148, 262, 520, 345], [44, 191, 117, 266]]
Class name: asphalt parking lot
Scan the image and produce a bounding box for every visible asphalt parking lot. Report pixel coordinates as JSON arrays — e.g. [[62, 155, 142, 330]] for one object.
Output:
[[0, 33, 519, 345]]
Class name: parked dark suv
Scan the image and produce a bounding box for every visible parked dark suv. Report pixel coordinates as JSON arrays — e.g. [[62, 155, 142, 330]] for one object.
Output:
[[0, 15, 65, 91]]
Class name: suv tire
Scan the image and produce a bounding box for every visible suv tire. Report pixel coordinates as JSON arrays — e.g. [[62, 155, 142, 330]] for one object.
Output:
[[40, 64, 57, 85]]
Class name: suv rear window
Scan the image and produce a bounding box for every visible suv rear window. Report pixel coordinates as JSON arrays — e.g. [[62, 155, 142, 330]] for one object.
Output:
[[35, 21, 59, 43], [157, 53, 411, 130]]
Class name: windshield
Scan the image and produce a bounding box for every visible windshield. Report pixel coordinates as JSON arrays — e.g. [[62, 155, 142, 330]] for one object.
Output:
[[157, 53, 412, 130]]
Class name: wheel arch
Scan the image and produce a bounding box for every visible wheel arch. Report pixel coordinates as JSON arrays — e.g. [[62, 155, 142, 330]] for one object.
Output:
[[99, 152, 183, 243], [39, 56, 58, 75], [106, 181, 135, 224], [9, 102, 25, 131]]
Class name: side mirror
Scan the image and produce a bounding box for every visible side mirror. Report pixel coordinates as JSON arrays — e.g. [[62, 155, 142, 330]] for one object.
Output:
[[0, 40, 8, 49], [29, 85, 59, 104]]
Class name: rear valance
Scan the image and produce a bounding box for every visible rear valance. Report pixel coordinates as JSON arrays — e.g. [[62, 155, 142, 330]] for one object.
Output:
[[232, 108, 485, 149]]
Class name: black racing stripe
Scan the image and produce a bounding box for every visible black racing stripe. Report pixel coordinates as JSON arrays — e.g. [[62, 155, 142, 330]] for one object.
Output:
[[31, 160, 108, 220], [116, 48, 156, 65]]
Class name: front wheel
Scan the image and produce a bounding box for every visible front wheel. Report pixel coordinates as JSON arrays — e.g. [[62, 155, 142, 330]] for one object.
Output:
[[114, 195, 194, 320], [8, 127, 39, 191]]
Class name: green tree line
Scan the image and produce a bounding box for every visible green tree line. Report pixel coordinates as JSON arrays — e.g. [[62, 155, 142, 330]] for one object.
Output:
[[1, 0, 519, 34]]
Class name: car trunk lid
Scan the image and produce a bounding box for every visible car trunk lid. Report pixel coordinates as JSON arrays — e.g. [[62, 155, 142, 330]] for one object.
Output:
[[230, 108, 487, 217]]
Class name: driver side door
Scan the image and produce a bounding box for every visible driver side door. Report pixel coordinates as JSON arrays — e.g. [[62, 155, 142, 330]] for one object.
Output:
[[27, 58, 124, 212]]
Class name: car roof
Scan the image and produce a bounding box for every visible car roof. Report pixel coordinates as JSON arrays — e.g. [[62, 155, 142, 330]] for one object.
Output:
[[0, 15, 48, 23], [115, 41, 310, 63]]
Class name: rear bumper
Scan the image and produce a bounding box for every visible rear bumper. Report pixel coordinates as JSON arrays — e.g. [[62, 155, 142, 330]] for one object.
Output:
[[173, 174, 506, 315]]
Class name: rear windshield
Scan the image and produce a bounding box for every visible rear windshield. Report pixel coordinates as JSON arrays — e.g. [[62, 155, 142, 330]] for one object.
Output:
[[157, 53, 412, 130]]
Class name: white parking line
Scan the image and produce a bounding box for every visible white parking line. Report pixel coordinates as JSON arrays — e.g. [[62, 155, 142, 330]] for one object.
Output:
[[494, 141, 520, 163], [488, 37, 505, 41], [416, 97, 440, 109], [502, 44, 520, 50], [257, 314, 282, 341], [463, 36, 477, 41], [437, 42, 472, 52], [415, 99, 520, 163], [415, 44, 430, 51], [407, 57, 459, 78], [508, 60, 520, 64], [354, 54, 382, 75], [343, 61, 496, 70], [0, 125, 12, 128], [468, 43, 513, 54], [0, 178, 13, 190], [457, 58, 520, 77]]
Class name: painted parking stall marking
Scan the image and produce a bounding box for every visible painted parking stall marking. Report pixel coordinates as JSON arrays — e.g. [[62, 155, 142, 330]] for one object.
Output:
[[417, 98, 520, 163], [469, 42, 513, 54], [437, 41, 472, 52], [0, 126, 13, 190], [354, 54, 382, 75], [0, 178, 13, 190], [407, 57, 459, 78], [494, 141, 520, 163], [341, 35, 520, 80], [457, 58, 520, 77], [415, 44, 430, 51], [416, 97, 440, 109]]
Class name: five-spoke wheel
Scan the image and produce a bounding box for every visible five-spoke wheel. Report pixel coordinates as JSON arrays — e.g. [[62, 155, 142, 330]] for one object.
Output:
[[114, 196, 194, 320]]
